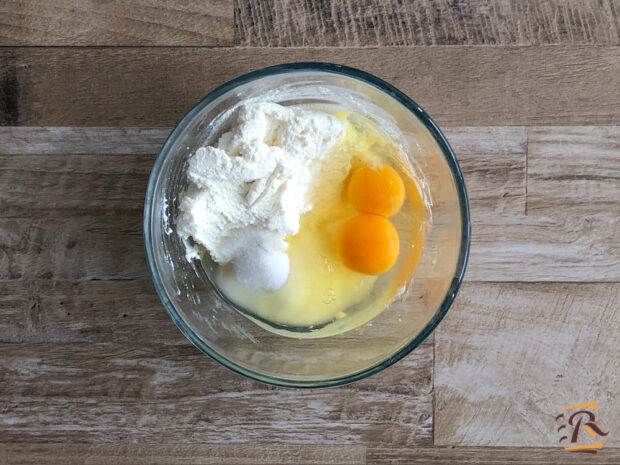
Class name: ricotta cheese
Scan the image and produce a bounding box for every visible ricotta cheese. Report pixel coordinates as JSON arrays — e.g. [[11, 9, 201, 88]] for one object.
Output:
[[177, 101, 344, 291]]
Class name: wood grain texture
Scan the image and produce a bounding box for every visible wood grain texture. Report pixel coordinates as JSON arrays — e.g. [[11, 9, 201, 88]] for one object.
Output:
[[0, 216, 147, 280], [527, 126, 620, 215], [2, 281, 439, 348], [0, 278, 435, 349], [0, 1, 617, 461], [0, 0, 233, 46], [0, 443, 367, 465], [444, 127, 526, 217], [0, 340, 432, 444], [0, 127, 169, 155], [4, 444, 620, 465], [0, 126, 524, 217], [235, 0, 620, 47], [435, 282, 620, 447], [0, 127, 168, 217], [468, 214, 620, 281], [2, 127, 618, 281], [0, 154, 153, 217], [0, 280, 177, 344], [368, 446, 620, 464], [1, 46, 619, 127]]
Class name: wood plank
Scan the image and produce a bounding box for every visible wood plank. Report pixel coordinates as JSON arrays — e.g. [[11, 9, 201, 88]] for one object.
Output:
[[0, 127, 169, 155], [0, 216, 146, 280], [0, 281, 437, 348], [0, 0, 233, 46], [0, 443, 367, 465], [1, 194, 617, 281], [1, 47, 619, 127], [467, 214, 620, 281], [444, 127, 526, 216], [0, 154, 153, 217], [435, 282, 620, 447], [527, 126, 620, 215], [0, 279, 431, 348], [3, 210, 618, 283], [0, 278, 427, 348], [0, 127, 615, 281], [0, 341, 432, 444], [235, 0, 620, 47], [5, 444, 620, 465], [368, 446, 620, 464], [0, 280, 181, 344], [0, 127, 166, 217], [0, 126, 524, 217]]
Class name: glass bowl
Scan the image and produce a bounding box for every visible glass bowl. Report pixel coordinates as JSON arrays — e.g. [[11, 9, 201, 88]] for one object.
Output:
[[144, 63, 470, 387]]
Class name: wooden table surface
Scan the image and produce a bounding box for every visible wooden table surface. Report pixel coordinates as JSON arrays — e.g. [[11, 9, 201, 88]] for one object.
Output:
[[1, 1, 619, 464]]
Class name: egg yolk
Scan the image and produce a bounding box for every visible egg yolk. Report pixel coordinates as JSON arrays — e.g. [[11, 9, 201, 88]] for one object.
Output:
[[338, 213, 400, 275], [347, 163, 405, 217]]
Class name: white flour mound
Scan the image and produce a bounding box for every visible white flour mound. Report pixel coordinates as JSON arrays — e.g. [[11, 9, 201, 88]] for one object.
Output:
[[177, 101, 344, 292]]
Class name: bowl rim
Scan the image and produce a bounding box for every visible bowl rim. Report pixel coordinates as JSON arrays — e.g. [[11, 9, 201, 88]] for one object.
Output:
[[143, 62, 471, 388]]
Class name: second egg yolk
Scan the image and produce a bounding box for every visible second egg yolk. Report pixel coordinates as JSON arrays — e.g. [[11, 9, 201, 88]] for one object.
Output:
[[338, 213, 400, 275], [348, 163, 405, 217]]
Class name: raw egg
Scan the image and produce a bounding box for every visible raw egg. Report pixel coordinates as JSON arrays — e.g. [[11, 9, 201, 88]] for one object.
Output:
[[338, 213, 400, 275], [348, 163, 405, 217]]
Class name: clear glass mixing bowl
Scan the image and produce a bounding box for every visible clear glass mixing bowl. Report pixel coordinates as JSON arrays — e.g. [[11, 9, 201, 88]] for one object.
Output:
[[144, 63, 470, 387]]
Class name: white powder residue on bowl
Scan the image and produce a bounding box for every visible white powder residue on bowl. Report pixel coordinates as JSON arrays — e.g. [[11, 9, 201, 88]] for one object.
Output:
[[177, 101, 344, 292]]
